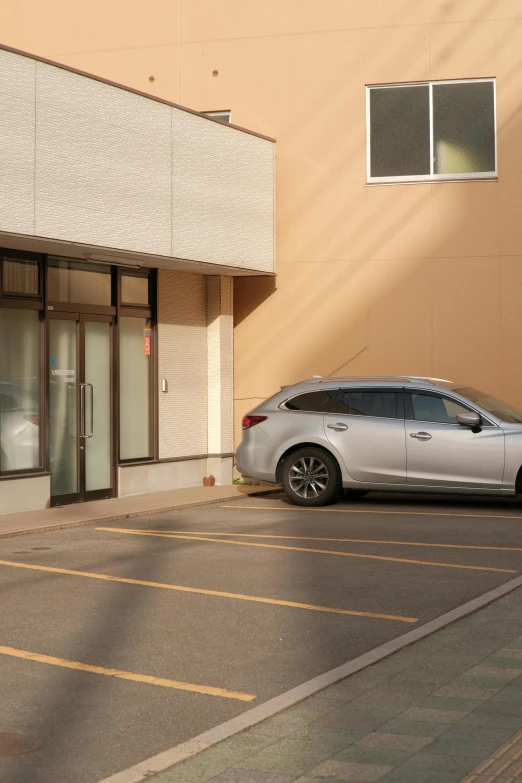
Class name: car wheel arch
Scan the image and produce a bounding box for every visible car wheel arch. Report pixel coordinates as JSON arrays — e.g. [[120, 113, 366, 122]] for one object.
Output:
[[276, 442, 343, 484]]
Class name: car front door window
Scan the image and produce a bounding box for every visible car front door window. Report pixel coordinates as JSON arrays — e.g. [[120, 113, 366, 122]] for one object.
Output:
[[411, 392, 471, 424]]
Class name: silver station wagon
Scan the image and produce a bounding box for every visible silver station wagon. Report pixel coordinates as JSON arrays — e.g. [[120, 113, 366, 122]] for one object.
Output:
[[235, 376, 522, 507]]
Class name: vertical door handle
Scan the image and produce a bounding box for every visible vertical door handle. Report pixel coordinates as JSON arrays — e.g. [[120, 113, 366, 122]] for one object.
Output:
[[80, 382, 85, 438], [85, 383, 94, 438], [80, 383, 94, 438]]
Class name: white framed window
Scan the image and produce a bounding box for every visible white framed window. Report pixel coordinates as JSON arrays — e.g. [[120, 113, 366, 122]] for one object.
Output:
[[203, 110, 231, 123], [366, 79, 497, 184]]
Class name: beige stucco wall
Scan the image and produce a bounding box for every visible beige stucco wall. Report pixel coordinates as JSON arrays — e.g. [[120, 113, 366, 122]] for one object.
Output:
[[3, 0, 522, 442]]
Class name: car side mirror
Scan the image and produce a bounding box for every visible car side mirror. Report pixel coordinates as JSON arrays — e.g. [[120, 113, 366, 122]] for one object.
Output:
[[456, 412, 482, 433]]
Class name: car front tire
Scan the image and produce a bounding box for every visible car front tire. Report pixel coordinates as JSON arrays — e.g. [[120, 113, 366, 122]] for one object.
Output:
[[282, 447, 340, 507]]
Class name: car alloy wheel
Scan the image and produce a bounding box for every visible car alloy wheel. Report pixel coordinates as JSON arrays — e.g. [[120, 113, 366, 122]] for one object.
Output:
[[289, 456, 329, 499]]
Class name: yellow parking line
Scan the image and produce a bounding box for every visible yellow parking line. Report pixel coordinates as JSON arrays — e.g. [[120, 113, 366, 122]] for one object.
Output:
[[0, 645, 255, 701], [97, 528, 517, 574], [0, 559, 416, 623], [221, 504, 522, 521], [139, 529, 522, 554]]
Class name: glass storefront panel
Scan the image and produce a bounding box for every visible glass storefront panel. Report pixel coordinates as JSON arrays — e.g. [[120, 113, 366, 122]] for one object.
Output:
[[2, 257, 40, 296], [0, 309, 41, 472], [121, 274, 149, 305], [119, 317, 151, 460], [85, 321, 112, 491], [48, 258, 112, 305], [49, 319, 78, 496]]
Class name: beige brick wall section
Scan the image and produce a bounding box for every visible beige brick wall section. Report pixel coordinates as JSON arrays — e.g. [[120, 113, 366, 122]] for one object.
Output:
[[158, 269, 208, 459], [206, 276, 233, 455], [157, 270, 234, 461], [0, 49, 36, 236]]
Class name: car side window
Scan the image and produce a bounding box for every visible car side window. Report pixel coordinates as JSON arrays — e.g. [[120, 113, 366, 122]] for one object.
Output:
[[409, 392, 472, 424], [0, 392, 21, 411], [336, 390, 400, 419], [283, 390, 337, 412]]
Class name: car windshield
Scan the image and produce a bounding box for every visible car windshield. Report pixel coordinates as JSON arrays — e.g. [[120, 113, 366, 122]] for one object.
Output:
[[454, 387, 522, 424]]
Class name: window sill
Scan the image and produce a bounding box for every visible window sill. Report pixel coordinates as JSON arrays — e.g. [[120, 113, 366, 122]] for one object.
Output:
[[367, 176, 498, 187]]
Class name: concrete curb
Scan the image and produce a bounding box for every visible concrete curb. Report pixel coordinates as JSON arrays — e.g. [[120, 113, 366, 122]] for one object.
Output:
[[0, 488, 280, 541], [96, 571, 522, 783]]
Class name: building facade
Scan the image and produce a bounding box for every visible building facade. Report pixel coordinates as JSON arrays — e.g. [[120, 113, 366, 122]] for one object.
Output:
[[1, 0, 522, 470], [0, 44, 275, 513]]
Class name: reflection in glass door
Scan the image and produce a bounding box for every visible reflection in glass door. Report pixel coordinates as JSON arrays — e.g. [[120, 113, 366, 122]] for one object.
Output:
[[49, 314, 113, 505]]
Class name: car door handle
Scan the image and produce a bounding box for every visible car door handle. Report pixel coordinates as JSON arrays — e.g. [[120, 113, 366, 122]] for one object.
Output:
[[327, 422, 349, 432], [410, 431, 432, 441]]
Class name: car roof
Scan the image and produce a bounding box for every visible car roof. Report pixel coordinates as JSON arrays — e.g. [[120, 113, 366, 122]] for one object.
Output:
[[281, 376, 456, 392]]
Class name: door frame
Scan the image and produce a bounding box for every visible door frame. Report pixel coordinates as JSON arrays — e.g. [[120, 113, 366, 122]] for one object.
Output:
[[48, 311, 116, 506]]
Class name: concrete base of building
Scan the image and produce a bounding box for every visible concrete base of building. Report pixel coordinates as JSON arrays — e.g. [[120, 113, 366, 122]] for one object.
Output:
[[0, 457, 234, 514], [118, 456, 234, 498], [0, 474, 51, 515]]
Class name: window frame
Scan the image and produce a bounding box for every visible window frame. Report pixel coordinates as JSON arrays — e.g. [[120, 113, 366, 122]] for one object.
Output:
[[332, 388, 405, 420], [366, 78, 498, 185], [116, 268, 158, 465], [0, 249, 45, 308], [405, 390, 496, 427], [0, 307, 46, 477], [119, 269, 152, 313]]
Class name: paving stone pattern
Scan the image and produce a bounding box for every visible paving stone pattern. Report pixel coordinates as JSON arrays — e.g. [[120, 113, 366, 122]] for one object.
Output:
[[152, 587, 522, 783]]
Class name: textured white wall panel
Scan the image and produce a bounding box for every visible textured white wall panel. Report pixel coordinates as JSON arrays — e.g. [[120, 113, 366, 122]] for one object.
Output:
[[158, 269, 208, 458], [0, 48, 275, 274], [0, 49, 36, 236], [171, 110, 275, 273], [35, 62, 172, 256]]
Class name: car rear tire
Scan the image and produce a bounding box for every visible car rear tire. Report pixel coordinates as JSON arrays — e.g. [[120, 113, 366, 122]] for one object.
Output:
[[282, 447, 340, 507]]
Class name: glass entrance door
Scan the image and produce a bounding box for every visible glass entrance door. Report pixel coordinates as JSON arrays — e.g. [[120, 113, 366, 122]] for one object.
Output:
[[49, 313, 113, 505]]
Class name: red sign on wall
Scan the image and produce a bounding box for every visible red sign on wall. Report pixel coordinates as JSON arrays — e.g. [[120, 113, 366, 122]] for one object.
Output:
[[144, 318, 151, 355]]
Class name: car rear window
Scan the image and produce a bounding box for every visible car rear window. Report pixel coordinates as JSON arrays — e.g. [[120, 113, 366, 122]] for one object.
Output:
[[284, 390, 337, 412], [336, 390, 399, 419]]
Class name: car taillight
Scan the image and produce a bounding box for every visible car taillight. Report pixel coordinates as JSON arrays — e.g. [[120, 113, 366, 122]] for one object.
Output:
[[23, 414, 39, 425], [242, 415, 267, 430]]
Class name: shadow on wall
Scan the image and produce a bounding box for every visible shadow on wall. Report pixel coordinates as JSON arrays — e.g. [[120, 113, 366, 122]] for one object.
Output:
[[233, 6, 522, 438]]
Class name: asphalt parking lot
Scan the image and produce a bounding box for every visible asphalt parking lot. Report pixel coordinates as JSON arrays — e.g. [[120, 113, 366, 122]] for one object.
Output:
[[2, 491, 522, 783]]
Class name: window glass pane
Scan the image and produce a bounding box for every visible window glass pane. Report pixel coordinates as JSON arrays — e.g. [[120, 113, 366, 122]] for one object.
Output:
[[337, 390, 398, 418], [120, 317, 151, 459], [121, 275, 149, 305], [350, 391, 398, 418], [454, 387, 522, 424], [2, 257, 40, 296], [204, 111, 231, 123], [49, 319, 78, 496], [411, 393, 470, 423], [285, 390, 336, 412], [48, 258, 112, 305], [0, 309, 41, 472], [370, 85, 430, 178], [433, 81, 496, 174]]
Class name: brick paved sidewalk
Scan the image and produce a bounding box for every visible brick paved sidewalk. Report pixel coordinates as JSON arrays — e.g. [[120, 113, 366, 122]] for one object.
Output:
[[150, 585, 522, 783]]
